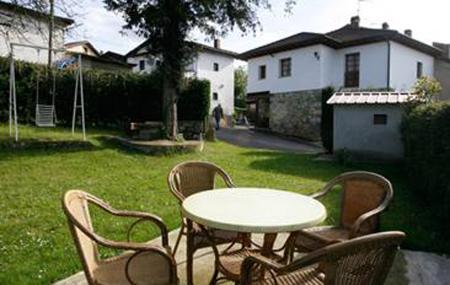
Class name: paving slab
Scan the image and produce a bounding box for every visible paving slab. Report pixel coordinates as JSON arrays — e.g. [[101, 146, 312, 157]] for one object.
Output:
[[54, 228, 450, 285]]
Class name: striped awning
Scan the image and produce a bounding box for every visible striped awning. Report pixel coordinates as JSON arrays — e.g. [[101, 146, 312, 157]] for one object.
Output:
[[327, 92, 417, 105]]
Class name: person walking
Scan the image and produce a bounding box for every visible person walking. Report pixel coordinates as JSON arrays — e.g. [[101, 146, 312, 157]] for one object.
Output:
[[212, 104, 224, 130]]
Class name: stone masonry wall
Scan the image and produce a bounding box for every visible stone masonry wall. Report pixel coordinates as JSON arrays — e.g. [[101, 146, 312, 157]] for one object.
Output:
[[269, 90, 322, 141]]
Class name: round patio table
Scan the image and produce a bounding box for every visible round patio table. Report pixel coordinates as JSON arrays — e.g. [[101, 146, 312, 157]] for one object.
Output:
[[182, 187, 327, 285]]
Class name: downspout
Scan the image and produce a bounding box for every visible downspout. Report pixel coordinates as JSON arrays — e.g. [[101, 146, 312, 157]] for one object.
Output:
[[386, 40, 391, 90]]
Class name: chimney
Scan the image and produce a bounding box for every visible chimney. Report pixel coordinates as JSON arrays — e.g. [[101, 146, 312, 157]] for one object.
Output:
[[404, 29, 412, 37], [382, 22, 389, 30], [214, 39, 221, 49], [350, 16, 360, 28]]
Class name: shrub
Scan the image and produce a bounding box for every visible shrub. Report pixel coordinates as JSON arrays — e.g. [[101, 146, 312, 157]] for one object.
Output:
[[178, 78, 210, 120], [321, 87, 334, 153], [413, 76, 442, 103], [0, 57, 210, 128], [402, 102, 450, 222]]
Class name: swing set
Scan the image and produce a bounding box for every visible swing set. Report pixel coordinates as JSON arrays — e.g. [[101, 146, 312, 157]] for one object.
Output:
[[9, 42, 86, 141]]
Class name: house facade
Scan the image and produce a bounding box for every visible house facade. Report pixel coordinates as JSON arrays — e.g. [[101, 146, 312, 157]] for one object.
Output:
[[0, 1, 73, 64], [126, 40, 237, 123], [241, 16, 441, 140], [65, 41, 133, 72]]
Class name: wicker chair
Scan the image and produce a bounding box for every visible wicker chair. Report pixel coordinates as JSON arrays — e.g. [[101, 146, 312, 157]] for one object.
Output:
[[62, 190, 178, 285], [167, 161, 250, 285], [240, 231, 405, 285], [286, 171, 394, 259]]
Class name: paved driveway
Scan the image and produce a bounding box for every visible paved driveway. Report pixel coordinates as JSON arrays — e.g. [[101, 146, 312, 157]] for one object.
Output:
[[216, 126, 323, 154]]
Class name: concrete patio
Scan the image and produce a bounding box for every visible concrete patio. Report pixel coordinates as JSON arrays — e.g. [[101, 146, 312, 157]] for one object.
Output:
[[54, 228, 450, 285]]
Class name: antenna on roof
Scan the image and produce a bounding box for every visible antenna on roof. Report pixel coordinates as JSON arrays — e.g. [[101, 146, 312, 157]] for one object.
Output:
[[357, 0, 369, 17]]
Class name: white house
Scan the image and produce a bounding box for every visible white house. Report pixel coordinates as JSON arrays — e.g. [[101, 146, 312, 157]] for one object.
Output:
[[241, 16, 442, 140], [0, 1, 73, 64], [126, 39, 238, 123]]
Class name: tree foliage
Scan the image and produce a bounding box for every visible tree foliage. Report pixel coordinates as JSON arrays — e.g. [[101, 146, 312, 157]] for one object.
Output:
[[103, 0, 297, 139], [234, 66, 247, 109], [413, 76, 442, 103]]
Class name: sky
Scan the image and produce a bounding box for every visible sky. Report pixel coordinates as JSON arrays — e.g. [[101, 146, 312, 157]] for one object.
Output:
[[67, 0, 450, 56]]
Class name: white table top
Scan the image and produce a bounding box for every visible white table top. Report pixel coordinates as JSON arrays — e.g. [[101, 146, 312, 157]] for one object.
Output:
[[182, 188, 327, 233]]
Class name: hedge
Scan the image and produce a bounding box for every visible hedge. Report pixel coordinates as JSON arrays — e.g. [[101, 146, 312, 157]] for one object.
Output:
[[402, 102, 450, 222], [321, 87, 334, 153], [0, 57, 210, 127]]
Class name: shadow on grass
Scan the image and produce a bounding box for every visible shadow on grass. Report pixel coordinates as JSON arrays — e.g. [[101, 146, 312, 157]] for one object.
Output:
[[0, 138, 100, 160]]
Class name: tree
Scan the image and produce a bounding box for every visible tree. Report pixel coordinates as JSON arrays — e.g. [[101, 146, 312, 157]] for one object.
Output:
[[413, 76, 442, 103], [234, 66, 247, 109], [104, 0, 296, 140]]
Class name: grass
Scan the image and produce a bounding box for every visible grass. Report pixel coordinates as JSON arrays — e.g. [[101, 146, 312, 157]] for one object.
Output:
[[0, 124, 449, 284]]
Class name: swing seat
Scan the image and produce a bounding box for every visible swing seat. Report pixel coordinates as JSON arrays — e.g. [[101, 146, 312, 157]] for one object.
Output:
[[36, 104, 56, 127]]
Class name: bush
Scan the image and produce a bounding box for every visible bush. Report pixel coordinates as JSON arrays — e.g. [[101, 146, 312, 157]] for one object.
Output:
[[0, 56, 210, 128], [402, 102, 450, 222], [178, 79, 210, 120], [321, 87, 334, 153]]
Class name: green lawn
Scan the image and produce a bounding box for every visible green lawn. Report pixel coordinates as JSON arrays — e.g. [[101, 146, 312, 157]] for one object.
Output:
[[0, 125, 448, 284]]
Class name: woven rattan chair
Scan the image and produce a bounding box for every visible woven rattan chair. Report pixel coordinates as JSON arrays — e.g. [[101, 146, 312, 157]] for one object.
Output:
[[240, 231, 405, 285], [167, 161, 250, 285], [285, 171, 394, 260], [62, 190, 178, 285]]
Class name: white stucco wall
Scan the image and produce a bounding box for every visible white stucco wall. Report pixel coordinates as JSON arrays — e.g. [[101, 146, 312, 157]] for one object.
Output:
[[334, 42, 389, 89], [0, 8, 65, 64], [389, 41, 434, 91], [247, 45, 323, 94], [247, 42, 390, 93], [66, 44, 97, 57], [195, 51, 235, 116], [333, 104, 404, 160], [127, 54, 159, 74]]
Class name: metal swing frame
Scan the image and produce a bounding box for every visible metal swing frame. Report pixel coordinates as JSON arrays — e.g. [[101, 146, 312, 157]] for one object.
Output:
[[8, 42, 86, 141]]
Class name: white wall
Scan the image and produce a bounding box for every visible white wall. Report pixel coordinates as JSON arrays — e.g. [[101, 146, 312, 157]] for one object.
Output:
[[127, 54, 159, 74], [247, 42, 390, 93], [195, 51, 235, 116], [333, 104, 404, 160], [0, 8, 65, 64], [334, 42, 389, 89], [66, 44, 97, 57], [389, 41, 434, 91], [247, 45, 323, 94]]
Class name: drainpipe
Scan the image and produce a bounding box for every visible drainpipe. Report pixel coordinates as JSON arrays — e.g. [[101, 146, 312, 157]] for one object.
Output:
[[386, 40, 391, 90]]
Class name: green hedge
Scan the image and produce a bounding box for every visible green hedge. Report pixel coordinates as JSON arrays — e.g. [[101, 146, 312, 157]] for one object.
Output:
[[402, 102, 450, 222], [321, 87, 334, 153], [0, 57, 210, 127]]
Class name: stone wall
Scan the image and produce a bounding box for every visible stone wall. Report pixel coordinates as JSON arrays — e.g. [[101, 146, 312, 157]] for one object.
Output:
[[435, 59, 450, 101], [269, 90, 322, 141]]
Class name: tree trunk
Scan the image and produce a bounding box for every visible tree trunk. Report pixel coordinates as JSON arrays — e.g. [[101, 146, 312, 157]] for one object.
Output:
[[47, 0, 54, 69], [163, 77, 178, 140]]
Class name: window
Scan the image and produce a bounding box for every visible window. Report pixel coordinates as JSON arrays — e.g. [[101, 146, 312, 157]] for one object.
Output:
[[148, 58, 155, 66], [345, 53, 360, 88], [417, 61, 423, 78], [258, 65, 266, 80], [279, 58, 291, 77], [213, 62, 219, 71], [139, 60, 145, 71], [373, 114, 388, 125], [213, 92, 219, 100]]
